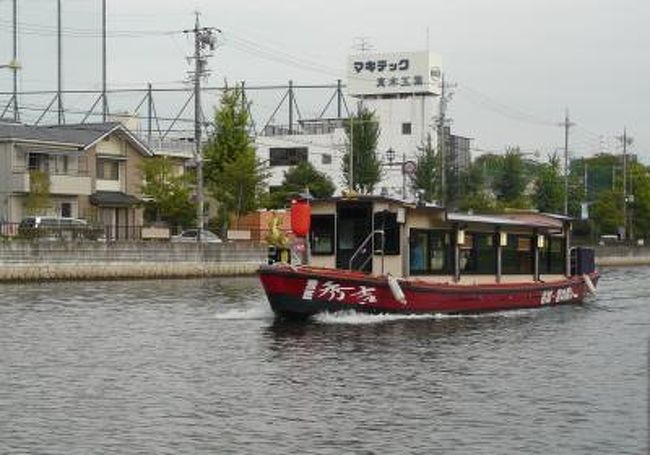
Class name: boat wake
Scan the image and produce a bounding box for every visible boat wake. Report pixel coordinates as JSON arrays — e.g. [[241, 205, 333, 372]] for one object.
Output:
[[214, 306, 274, 320], [314, 309, 537, 325]]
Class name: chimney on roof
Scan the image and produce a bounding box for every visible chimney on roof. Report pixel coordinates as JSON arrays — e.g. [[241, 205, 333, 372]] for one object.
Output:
[[108, 111, 140, 133]]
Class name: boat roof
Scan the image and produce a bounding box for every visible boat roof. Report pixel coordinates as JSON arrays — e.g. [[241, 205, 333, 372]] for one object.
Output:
[[448, 212, 566, 230], [312, 194, 445, 209], [310, 195, 567, 231]]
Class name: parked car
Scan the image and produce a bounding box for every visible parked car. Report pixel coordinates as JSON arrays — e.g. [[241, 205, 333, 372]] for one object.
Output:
[[171, 229, 222, 243], [18, 216, 101, 240], [598, 234, 621, 245]]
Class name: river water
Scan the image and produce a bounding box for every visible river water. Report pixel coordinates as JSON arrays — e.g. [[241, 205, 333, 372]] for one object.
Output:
[[0, 267, 647, 454]]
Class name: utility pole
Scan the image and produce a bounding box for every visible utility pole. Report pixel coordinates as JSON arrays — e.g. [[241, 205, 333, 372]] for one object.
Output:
[[12, 0, 18, 121], [559, 109, 575, 216], [349, 116, 354, 192], [101, 0, 107, 121], [618, 128, 634, 240], [183, 13, 219, 240], [57, 0, 64, 125], [436, 74, 455, 206]]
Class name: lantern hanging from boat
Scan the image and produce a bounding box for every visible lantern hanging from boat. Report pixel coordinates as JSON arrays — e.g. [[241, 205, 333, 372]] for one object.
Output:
[[291, 199, 311, 237]]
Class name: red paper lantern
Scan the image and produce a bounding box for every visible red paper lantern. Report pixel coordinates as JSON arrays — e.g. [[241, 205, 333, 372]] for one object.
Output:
[[291, 199, 311, 237]]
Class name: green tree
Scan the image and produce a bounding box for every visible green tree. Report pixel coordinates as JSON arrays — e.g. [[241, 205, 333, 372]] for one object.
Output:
[[412, 134, 439, 203], [458, 162, 496, 212], [139, 156, 195, 227], [217, 150, 268, 223], [473, 153, 504, 190], [24, 170, 51, 215], [533, 152, 565, 213], [590, 190, 623, 235], [494, 147, 529, 208], [629, 162, 650, 239], [268, 161, 335, 208], [342, 107, 382, 194], [203, 86, 267, 230]]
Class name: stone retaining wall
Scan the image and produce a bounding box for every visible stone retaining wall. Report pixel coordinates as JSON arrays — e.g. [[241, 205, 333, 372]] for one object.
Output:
[[0, 241, 267, 282], [594, 245, 650, 266]]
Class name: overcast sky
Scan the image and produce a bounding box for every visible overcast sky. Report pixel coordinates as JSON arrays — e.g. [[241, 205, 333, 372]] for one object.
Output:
[[0, 0, 648, 161]]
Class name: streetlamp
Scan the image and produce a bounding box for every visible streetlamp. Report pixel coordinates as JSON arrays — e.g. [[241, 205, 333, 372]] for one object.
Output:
[[383, 148, 416, 200], [385, 147, 396, 165]]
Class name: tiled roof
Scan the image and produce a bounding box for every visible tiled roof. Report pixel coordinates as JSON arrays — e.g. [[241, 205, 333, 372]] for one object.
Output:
[[0, 121, 152, 156]]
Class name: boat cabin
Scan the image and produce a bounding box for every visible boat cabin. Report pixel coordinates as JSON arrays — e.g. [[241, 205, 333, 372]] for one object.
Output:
[[307, 196, 571, 283]]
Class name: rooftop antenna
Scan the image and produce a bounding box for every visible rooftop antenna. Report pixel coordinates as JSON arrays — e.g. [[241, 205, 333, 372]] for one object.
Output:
[[352, 37, 374, 53]]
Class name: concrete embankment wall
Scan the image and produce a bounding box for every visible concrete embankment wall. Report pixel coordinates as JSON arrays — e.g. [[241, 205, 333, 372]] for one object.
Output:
[[0, 241, 267, 282], [594, 245, 650, 266]]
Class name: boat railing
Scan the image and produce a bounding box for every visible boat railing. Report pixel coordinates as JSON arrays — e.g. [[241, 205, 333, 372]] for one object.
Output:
[[349, 229, 384, 272]]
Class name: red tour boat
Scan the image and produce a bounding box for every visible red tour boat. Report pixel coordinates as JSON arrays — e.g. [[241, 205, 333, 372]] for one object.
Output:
[[259, 195, 599, 319]]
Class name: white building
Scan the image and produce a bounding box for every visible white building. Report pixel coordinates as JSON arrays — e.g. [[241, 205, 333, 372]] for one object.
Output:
[[255, 50, 443, 200], [258, 119, 347, 191]]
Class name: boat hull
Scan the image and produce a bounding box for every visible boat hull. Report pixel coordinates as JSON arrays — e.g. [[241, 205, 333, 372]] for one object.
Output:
[[259, 264, 600, 319]]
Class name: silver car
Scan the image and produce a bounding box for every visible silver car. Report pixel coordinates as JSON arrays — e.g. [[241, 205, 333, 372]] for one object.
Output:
[[171, 229, 222, 243]]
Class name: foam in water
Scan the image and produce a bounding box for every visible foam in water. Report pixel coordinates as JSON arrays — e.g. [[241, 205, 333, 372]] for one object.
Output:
[[214, 305, 274, 320], [314, 308, 537, 325]]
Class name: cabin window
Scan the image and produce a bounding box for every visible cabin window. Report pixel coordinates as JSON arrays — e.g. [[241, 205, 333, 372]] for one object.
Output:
[[373, 211, 400, 255], [310, 214, 335, 255], [540, 235, 565, 275], [460, 232, 497, 274], [502, 234, 534, 274], [409, 229, 453, 275]]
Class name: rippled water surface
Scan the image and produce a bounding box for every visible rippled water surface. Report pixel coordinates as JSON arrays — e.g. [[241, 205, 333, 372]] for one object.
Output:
[[0, 268, 648, 454]]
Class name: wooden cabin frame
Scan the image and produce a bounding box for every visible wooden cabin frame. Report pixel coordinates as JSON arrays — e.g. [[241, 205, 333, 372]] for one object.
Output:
[[307, 196, 571, 284]]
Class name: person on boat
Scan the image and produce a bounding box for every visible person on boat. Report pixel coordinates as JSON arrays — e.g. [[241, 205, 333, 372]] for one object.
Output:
[[410, 236, 425, 271]]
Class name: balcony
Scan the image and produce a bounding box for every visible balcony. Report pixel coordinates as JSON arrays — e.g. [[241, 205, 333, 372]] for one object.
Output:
[[11, 170, 92, 195]]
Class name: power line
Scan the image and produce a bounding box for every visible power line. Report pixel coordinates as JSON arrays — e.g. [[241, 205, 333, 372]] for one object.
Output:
[[454, 81, 557, 127], [0, 18, 180, 37]]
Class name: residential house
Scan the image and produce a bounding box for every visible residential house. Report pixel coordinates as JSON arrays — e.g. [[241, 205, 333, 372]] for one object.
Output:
[[0, 121, 153, 238]]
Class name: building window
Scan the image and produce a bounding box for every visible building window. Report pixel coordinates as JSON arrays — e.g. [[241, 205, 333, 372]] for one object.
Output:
[[97, 159, 119, 180], [52, 155, 69, 174], [269, 147, 308, 166], [373, 211, 400, 255], [310, 214, 335, 255], [409, 229, 454, 275], [28, 153, 48, 172], [321, 153, 332, 165], [60, 202, 72, 218], [402, 123, 412, 135]]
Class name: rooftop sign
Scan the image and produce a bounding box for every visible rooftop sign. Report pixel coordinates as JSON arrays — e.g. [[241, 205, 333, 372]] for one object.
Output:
[[347, 51, 442, 97]]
